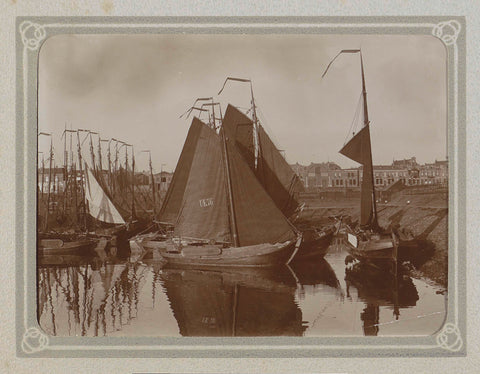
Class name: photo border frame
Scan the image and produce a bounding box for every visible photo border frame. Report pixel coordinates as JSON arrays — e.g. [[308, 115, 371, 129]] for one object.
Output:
[[16, 16, 466, 358]]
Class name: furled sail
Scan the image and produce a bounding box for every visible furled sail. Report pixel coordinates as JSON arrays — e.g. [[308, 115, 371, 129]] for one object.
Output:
[[158, 119, 203, 224], [223, 104, 304, 218], [173, 119, 230, 242], [339, 124, 375, 227], [225, 129, 297, 247], [84, 164, 125, 224]]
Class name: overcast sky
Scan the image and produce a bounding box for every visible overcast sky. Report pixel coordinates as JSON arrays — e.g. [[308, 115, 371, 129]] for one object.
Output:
[[38, 33, 446, 172]]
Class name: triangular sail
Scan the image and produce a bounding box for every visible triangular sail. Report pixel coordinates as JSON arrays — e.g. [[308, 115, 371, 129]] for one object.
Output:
[[339, 124, 375, 227], [158, 119, 203, 224], [257, 125, 305, 217], [223, 104, 304, 218], [173, 119, 230, 242], [225, 130, 297, 247], [84, 164, 125, 224], [222, 104, 256, 170]]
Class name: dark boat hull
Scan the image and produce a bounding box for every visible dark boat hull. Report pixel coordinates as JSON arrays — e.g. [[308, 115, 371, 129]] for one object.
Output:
[[157, 238, 300, 268], [292, 229, 334, 262]]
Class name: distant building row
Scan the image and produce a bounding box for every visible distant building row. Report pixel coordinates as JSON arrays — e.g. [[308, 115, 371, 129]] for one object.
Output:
[[291, 157, 448, 190]]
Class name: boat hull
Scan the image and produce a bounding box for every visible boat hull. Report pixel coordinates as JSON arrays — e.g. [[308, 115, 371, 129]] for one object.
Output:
[[157, 239, 299, 268], [344, 233, 398, 269], [292, 229, 334, 262], [38, 239, 97, 256]]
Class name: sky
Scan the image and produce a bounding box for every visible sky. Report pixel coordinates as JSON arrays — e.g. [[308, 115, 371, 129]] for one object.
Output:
[[38, 33, 447, 173]]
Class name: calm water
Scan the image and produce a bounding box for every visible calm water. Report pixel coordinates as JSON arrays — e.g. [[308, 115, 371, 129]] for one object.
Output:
[[37, 241, 446, 337]]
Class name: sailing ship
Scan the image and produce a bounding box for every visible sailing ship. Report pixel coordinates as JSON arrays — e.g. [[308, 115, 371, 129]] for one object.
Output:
[[217, 80, 334, 260], [322, 50, 399, 270], [38, 162, 125, 256], [143, 116, 302, 268]]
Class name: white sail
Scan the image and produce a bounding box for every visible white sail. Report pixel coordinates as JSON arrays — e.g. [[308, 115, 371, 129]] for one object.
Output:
[[84, 164, 125, 224]]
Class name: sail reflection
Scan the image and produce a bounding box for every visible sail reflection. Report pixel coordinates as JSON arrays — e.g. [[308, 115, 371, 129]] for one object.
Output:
[[37, 258, 147, 336], [345, 262, 419, 336], [158, 266, 306, 336]]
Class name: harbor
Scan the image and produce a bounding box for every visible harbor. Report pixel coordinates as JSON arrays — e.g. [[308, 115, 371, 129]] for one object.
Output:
[[37, 35, 448, 338]]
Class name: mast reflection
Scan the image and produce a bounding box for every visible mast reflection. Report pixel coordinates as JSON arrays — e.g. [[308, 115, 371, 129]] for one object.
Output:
[[37, 256, 147, 336], [345, 262, 419, 336], [158, 266, 306, 336]]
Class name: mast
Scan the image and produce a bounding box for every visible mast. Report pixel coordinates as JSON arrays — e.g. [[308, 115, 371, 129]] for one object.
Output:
[[323, 49, 379, 229], [220, 128, 239, 247], [63, 125, 68, 192], [39, 133, 53, 231], [76, 131, 87, 231], [141, 150, 156, 218], [40, 152, 45, 199], [359, 52, 378, 229], [130, 145, 136, 220]]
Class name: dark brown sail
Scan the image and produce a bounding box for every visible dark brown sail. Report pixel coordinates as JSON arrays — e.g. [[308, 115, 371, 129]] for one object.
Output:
[[339, 124, 375, 227], [222, 104, 256, 170], [158, 119, 203, 224], [223, 104, 304, 218], [173, 119, 230, 242], [225, 130, 297, 247], [257, 124, 305, 217]]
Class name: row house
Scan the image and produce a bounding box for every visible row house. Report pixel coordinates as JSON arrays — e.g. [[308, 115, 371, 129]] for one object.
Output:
[[291, 158, 448, 190]]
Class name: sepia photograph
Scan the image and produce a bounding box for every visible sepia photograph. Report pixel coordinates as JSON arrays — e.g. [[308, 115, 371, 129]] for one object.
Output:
[[36, 32, 449, 338]]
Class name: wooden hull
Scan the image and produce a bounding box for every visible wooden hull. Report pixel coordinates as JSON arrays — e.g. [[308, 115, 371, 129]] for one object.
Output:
[[157, 238, 300, 268], [344, 232, 398, 269], [38, 238, 97, 256], [292, 229, 334, 262]]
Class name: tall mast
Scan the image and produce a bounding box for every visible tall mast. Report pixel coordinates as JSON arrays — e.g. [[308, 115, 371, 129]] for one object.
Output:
[[130, 145, 136, 220], [141, 150, 156, 218], [39, 132, 53, 231], [40, 152, 45, 199], [220, 128, 239, 247], [76, 131, 87, 231], [63, 124, 68, 190], [359, 52, 378, 228], [217, 77, 262, 170]]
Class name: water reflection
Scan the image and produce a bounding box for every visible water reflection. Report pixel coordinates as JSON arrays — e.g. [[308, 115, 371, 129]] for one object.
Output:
[[345, 262, 419, 336], [37, 242, 445, 337], [159, 266, 305, 336], [38, 257, 147, 336]]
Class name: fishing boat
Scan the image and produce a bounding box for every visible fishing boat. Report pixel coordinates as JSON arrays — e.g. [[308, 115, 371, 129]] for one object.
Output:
[[219, 95, 333, 260], [322, 49, 398, 270], [38, 161, 126, 257], [149, 116, 302, 268]]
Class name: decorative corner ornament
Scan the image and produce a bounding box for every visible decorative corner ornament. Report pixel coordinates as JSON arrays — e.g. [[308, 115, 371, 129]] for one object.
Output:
[[436, 322, 463, 352], [432, 20, 461, 46], [19, 21, 46, 51], [21, 327, 49, 354]]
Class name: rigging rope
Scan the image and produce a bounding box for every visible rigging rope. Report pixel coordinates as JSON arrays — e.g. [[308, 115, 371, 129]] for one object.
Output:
[[343, 91, 364, 146]]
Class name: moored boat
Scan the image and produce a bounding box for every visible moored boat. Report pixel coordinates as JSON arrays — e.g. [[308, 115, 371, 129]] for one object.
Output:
[[219, 92, 334, 259], [323, 49, 398, 270], [149, 116, 301, 268], [38, 238, 97, 256]]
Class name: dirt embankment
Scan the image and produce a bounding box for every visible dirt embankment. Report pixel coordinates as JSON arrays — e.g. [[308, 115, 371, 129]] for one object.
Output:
[[296, 188, 448, 287]]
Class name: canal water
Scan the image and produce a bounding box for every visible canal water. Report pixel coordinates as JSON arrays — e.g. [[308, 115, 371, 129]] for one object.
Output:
[[37, 240, 446, 337]]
